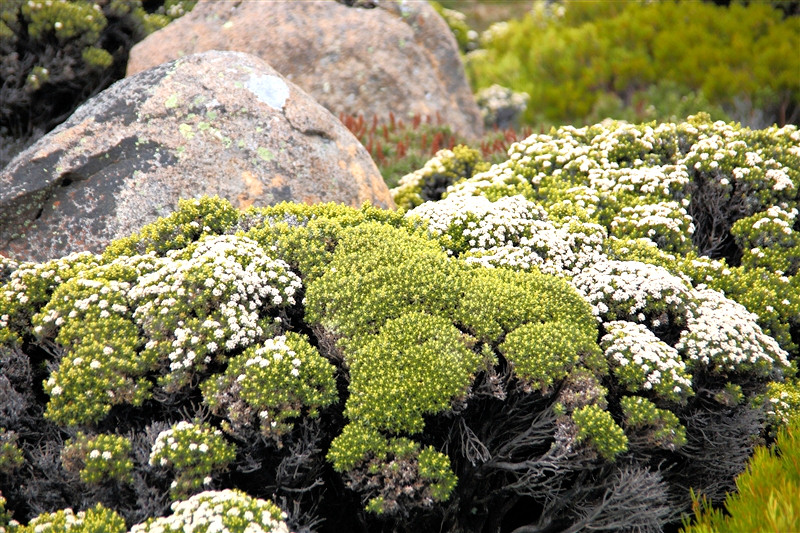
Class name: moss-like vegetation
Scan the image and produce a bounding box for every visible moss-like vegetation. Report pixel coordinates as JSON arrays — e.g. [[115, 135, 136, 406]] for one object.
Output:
[[1, 115, 798, 532]]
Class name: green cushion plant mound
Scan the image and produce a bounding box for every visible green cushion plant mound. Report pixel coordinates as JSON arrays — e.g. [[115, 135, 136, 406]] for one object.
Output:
[[0, 115, 798, 532], [465, 0, 799, 128]]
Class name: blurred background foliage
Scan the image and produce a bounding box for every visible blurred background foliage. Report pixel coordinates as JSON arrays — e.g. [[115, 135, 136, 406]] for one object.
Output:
[[462, 0, 800, 130]]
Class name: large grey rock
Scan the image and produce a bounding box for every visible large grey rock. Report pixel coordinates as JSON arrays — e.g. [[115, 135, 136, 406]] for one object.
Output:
[[126, 0, 483, 140], [0, 50, 393, 262]]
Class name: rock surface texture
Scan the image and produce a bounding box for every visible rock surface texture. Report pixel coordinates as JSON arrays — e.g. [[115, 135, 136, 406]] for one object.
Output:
[[126, 0, 483, 139], [0, 50, 393, 262]]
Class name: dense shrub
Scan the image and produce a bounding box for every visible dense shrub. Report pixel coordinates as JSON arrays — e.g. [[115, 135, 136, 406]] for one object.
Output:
[[0, 0, 195, 168], [466, 0, 800, 128], [680, 417, 799, 533], [0, 115, 798, 532]]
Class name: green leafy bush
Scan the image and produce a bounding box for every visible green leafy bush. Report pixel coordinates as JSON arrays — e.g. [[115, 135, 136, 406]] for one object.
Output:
[[466, 0, 800, 128], [8, 504, 126, 533], [130, 490, 288, 533], [202, 332, 338, 441], [148, 421, 236, 499]]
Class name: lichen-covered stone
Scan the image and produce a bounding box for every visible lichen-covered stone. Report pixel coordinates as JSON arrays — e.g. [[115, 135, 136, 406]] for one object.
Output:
[[0, 50, 392, 262]]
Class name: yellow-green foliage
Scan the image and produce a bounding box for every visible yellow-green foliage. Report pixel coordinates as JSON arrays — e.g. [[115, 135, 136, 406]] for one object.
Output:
[[571, 404, 629, 461], [307, 217, 602, 499], [466, 1, 800, 126], [148, 421, 236, 499], [327, 423, 389, 473], [328, 427, 457, 515], [345, 311, 480, 435], [61, 433, 133, 484], [202, 332, 338, 440], [305, 222, 460, 341], [8, 504, 126, 533], [242, 201, 413, 283], [0, 429, 23, 474], [621, 396, 687, 451], [130, 490, 288, 533], [454, 265, 597, 343], [681, 419, 800, 533], [500, 319, 598, 391]]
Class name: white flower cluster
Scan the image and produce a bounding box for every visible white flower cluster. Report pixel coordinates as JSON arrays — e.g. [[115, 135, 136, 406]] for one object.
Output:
[[465, 219, 607, 277], [130, 490, 289, 533], [37, 276, 132, 336], [409, 194, 546, 254], [571, 259, 692, 325], [393, 148, 458, 201], [588, 165, 689, 199], [610, 201, 695, 252], [475, 84, 529, 128], [677, 289, 790, 374], [681, 122, 797, 201], [130, 235, 301, 387], [601, 321, 693, 402], [243, 336, 302, 379], [148, 421, 218, 468], [19, 507, 85, 532], [750, 205, 798, 234], [0, 251, 99, 317]]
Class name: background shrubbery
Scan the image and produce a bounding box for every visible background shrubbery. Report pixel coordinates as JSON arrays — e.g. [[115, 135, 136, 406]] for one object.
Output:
[[464, 0, 800, 129]]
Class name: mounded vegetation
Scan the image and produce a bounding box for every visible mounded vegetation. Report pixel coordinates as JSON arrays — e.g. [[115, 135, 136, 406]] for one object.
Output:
[[1, 114, 798, 532], [464, 0, 800, 128]]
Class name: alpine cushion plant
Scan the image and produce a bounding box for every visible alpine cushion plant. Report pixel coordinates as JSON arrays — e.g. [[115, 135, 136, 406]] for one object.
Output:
[[0, 114, 798, 532], [60, 433, 133, 485], [129, 490, 289, 533], [148, 421, 236, 499]]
